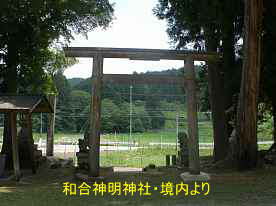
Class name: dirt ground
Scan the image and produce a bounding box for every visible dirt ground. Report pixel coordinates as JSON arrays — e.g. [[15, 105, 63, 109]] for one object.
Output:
[[0, 159, 276, 206]]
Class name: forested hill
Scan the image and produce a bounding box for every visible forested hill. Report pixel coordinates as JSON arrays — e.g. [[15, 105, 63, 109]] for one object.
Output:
[[67, 78, 84, 88], [71, 68, 183, 93], [45, 66, 205, 134]]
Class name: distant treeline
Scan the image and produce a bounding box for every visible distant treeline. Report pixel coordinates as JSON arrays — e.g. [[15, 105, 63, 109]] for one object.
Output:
[[32, 67, 207, 133]]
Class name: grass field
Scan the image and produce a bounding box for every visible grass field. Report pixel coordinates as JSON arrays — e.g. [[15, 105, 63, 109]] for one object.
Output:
[[0, 109, 274, 144], [100, 146, 213, 168], [100, 144, 272, 168]]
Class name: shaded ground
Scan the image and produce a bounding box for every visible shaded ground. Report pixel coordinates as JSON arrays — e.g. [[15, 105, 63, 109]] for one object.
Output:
[[0, 158, 276, 206]]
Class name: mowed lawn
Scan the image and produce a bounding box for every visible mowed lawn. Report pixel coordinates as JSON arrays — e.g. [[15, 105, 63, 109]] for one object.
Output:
[[100, 145, 272, 168], [100, 146, 213, 168], [0, 162, 276, 206]]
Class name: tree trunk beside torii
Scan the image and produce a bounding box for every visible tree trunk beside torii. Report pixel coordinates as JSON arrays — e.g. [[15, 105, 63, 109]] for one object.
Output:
[[236, 0, 263, 169]]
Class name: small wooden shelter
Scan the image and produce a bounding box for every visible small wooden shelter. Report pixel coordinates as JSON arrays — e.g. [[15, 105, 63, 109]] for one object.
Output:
[[0, 95, 53, 180]]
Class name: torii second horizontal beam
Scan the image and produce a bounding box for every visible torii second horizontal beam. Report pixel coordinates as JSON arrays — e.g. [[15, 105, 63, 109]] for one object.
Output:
[[102, 74, 184, 85]]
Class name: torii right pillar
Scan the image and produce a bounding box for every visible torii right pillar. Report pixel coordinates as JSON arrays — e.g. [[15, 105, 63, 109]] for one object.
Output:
[[181, 56, 210, 181], [185, 57, 200, 174]]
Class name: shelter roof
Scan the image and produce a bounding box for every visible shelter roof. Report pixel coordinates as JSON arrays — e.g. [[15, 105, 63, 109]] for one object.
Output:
[[0, 95, 53, 113]]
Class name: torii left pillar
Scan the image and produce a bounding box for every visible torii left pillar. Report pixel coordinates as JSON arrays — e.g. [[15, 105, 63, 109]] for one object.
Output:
[[88, 54, 103, 178]]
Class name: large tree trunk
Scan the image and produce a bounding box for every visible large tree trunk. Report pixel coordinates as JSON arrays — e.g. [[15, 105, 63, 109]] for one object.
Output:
[[1, 115, 13, 169], [205, 30, 229, 161], [236, 0, 263, 170], [207, 62, 229, 161], [1, 40, 19, 169], [272, 99, 276, 143], [221, 11, 238, 138]]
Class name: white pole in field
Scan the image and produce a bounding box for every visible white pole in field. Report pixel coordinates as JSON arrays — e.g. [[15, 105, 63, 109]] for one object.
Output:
[[176, 112, 179, 151], [40, 113, 43, 135], [129, 85, 133, 150], [74, 140, 77, 167], [160, 135, 162, 150]]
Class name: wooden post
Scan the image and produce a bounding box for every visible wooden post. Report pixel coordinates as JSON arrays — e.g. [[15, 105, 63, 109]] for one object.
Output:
[[88, 54, 103, 177], [47, 95, 56, 156], [10, 112, 20, 181], [171, 155, 177, 166], [27, 114, 36, 174], [166, 155, 171, 166], [185, 57, 200, 175]]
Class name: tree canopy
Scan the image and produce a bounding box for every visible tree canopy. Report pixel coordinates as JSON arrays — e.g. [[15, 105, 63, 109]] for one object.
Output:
[[0, 0, 114, 93]]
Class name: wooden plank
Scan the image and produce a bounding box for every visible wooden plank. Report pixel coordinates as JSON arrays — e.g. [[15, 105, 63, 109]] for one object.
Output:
[[185, 57, 200, 175], [64, 47, 220, 61], [46, 95, 56, 156], [27, 114, 36, 174], [10, 112, 20, 181], [103, 74, 184, 85], [88, 54, 103, 177]]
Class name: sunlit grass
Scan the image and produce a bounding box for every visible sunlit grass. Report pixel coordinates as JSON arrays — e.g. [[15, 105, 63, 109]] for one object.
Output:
[[0, 187, 16, 193], [100, 146, 213, 168]]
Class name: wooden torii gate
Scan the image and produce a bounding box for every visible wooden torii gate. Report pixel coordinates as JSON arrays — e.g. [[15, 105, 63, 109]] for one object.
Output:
[[64, 47, 219, 178]]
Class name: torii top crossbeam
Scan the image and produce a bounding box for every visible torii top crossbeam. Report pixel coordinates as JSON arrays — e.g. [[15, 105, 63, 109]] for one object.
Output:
[[64, 47, 219, 61]]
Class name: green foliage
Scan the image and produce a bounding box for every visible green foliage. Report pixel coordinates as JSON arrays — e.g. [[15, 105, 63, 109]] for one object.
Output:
[[45, 49, 78, 76], [258, 112, 273, 140], [54, 69, 72, 99], [101, 99, 121, 133], [0, 0, 114, 93], [197, 64, 210, 112], [145, 94, 165, 130], [67, 78, 84, 88], [154, 0, 243, 49]]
